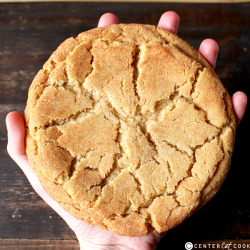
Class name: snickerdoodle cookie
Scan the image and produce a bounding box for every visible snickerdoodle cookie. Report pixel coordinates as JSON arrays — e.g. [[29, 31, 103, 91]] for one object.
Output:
[[25, 24, 236, 236]]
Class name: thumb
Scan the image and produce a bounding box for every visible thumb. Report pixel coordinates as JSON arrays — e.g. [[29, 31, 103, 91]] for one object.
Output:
[[5, 111, 85, 231], [6, 111, 26, 158]]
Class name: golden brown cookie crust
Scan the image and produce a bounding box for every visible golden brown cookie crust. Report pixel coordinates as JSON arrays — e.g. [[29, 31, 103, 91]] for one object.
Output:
[[25, 24, 236, 236]]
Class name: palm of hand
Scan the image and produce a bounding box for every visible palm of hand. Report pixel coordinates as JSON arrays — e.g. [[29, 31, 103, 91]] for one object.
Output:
[[6, 12, 247, 250]]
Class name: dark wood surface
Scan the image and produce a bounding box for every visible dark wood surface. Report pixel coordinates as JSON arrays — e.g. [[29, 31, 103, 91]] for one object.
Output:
[[0, 2, 249, 249]]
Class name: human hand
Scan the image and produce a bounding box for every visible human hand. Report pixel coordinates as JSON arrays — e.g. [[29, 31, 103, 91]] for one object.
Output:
[[6, 11, 247, 250]]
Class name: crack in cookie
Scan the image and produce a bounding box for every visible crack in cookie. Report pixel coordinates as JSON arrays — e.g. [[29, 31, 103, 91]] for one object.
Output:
[[25, 23, 236, 236]]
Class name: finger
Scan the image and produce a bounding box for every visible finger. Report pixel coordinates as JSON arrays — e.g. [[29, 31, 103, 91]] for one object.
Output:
[[16, 155, 82, 229], [6, 111, 26, 157], [5, 112, 91, 232], [6, 130, 83, 231], [232, 91, 248, 126], [98, 13, 118, 27], [5, 112, 62, 216], [157, 11, 180, 34], [199, 39, 219, 69]]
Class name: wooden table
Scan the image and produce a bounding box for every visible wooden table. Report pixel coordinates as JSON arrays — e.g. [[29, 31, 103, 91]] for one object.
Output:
[[0, 2, 249, 249]]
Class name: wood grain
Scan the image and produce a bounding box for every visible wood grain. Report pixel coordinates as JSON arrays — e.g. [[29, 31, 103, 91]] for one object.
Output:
[[0, 239, 79, 249], [1, 239, 250, 249], [0, 2, 249, 249], [1, 0, 250, 3]]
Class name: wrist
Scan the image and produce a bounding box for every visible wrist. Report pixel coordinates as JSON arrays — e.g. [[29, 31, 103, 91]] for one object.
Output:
[[76, 235, 159, 250], [77, 240, 101, 250], [75, 228, 162, 250], [76, 235, 119, 250], [77, 239, 134, 250]]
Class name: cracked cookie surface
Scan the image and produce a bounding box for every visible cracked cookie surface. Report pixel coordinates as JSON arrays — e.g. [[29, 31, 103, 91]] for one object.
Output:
[[25, 23, 236, 236]]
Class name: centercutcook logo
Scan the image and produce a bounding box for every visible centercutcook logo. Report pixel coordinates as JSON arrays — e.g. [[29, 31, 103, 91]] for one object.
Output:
[[185, 242, 250, 250], [185, 242, 194, 250]]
